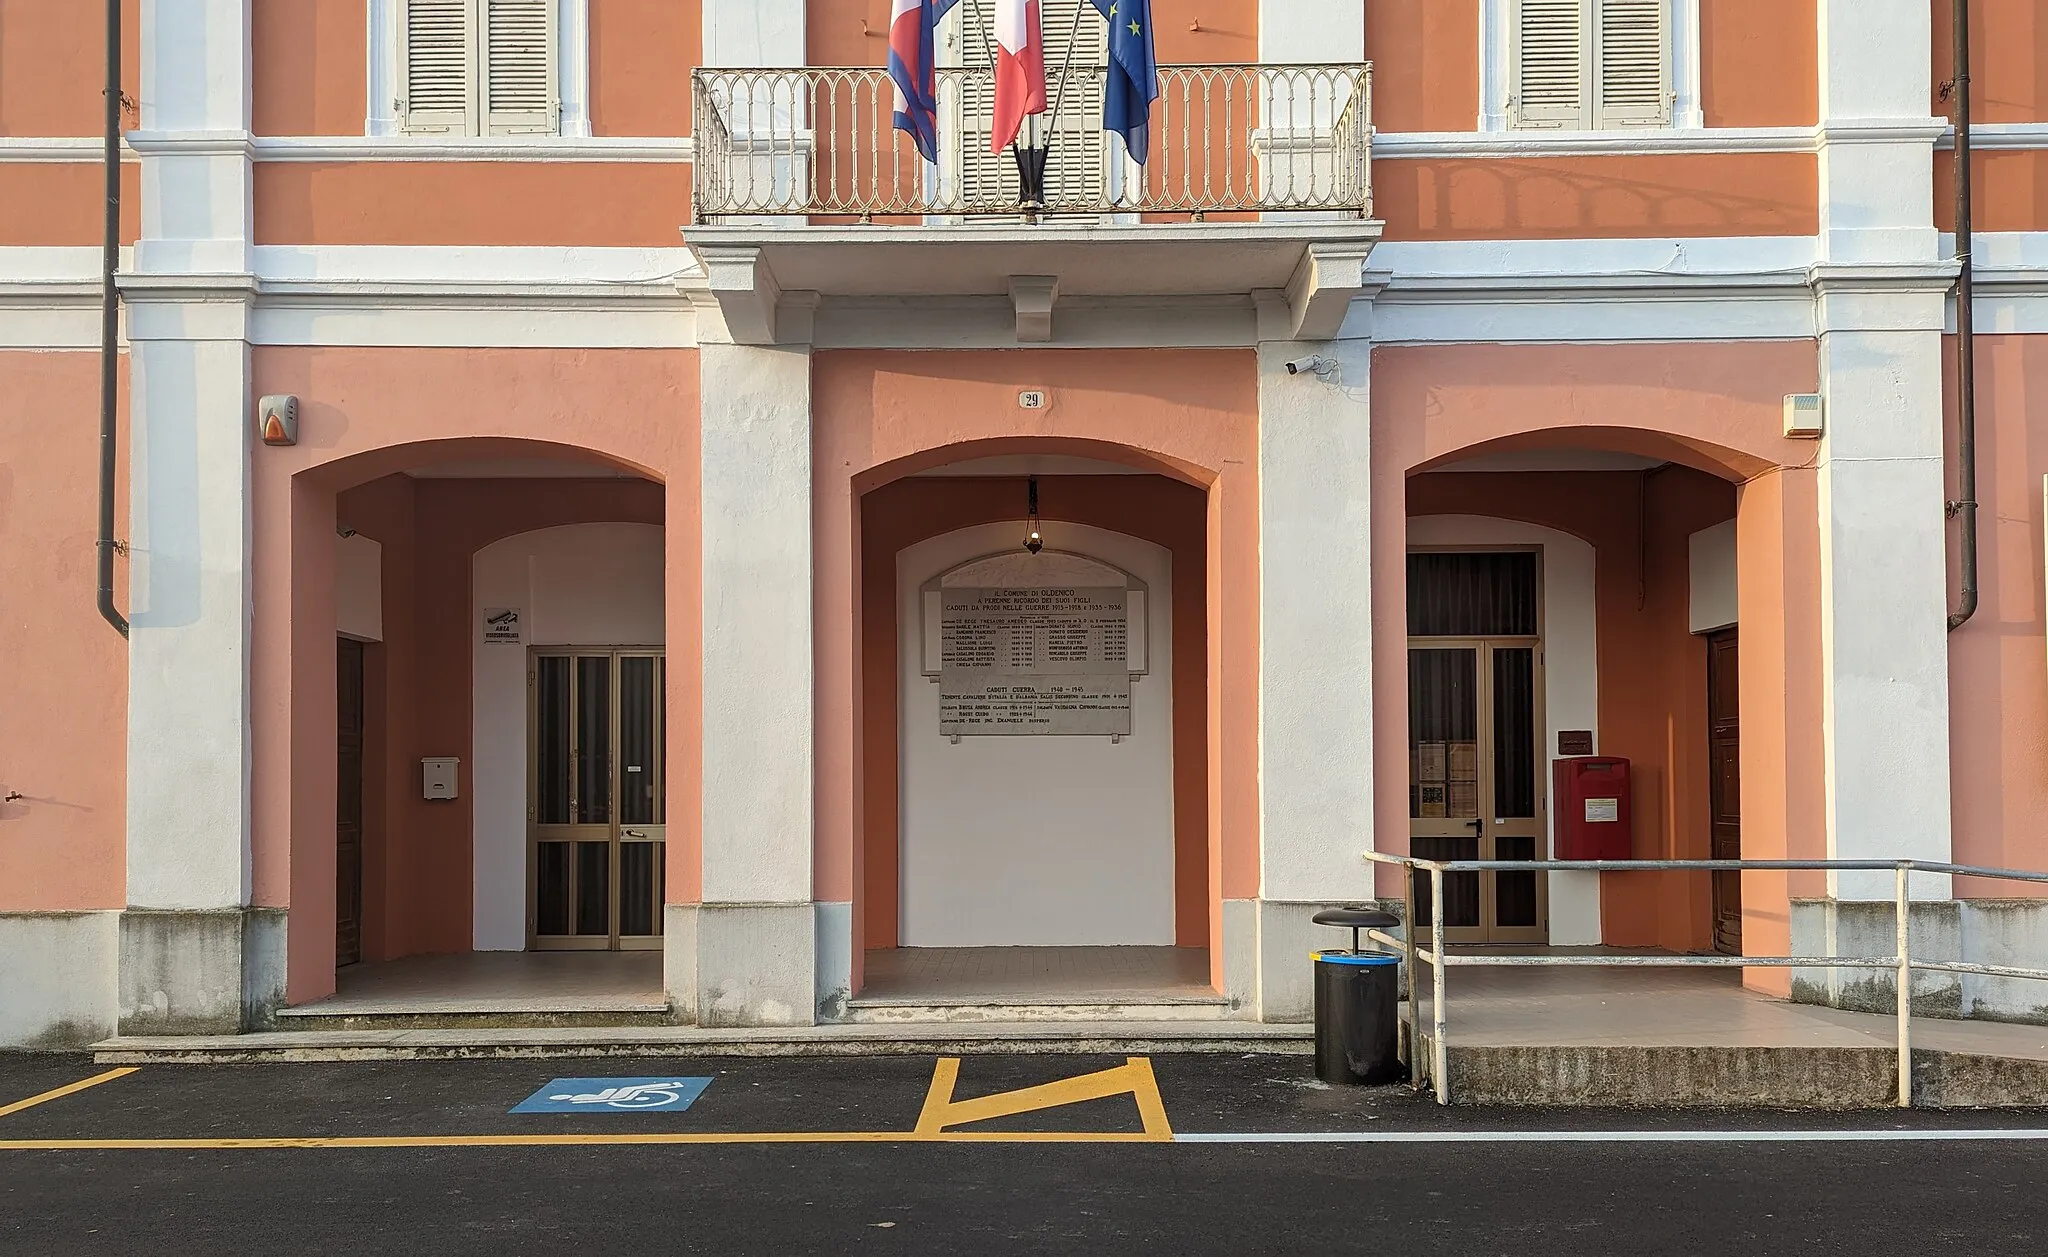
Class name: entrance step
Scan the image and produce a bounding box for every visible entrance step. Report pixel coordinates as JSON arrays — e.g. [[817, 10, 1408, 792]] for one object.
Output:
[[1415, 1035, 2048, 1108], [274, 995, 674, 1033], [839, 997, 1237, 1024], [92, 1020, 1312, 1063], [271, 1007, 676, 1033]]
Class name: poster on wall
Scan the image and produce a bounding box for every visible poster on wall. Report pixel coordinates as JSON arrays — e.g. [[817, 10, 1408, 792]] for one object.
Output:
[[939, 586, 1132, 736], [482, 607, 523, 645]]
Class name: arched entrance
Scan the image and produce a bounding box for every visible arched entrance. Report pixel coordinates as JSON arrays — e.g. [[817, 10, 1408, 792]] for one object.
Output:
[[850, 461, 1217, 1011], [1369, 339, 1826, 989]]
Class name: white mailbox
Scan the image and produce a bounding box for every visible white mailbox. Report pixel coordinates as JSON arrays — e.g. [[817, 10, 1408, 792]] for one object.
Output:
[[422, 757, 460, 800]]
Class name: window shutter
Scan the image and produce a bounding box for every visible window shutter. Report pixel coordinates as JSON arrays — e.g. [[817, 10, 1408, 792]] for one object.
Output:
[[400, 0, 476, 135], [1592, 0, 1671, 127], [958, 0, 1109, 209], [481, 0, 559, 136], [1510, 0, 1589, 129]]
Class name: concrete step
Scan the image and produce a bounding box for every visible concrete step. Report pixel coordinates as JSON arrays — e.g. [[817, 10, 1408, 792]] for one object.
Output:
[[1418, 1037, 2048, 1108], [272, 1005, 675, 1033], [839, 997, 1237, 1024], [92, 1020, 1314, 1064]]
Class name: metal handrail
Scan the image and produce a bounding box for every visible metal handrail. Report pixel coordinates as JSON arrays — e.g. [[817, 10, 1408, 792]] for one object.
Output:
[[690, 63, 1372, 221], [1360, 852, 2048, 1108]]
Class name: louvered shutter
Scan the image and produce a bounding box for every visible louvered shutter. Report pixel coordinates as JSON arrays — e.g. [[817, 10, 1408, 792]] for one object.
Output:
[[1592, 0, 1671, 127], [400, 0, 476, 135], [958, 0, 1109, 210], [1510, 0, 1588, 128], [481, 0, 559, 136]]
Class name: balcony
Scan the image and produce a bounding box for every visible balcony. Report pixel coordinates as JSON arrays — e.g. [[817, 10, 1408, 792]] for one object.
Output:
[[691, 63, 1372, 221], [684, 63, 1380, 345]]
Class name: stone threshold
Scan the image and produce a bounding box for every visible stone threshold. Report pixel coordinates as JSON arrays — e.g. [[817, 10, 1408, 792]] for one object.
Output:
[[92, 1020, 1314, 1064]]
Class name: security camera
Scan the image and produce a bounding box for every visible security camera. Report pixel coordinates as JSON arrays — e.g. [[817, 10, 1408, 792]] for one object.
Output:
[[1285, 355, 1336, 381]]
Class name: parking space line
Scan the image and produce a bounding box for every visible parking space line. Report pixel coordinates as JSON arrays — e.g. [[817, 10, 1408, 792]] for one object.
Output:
[[914, 1056, 1174, 1139], [0, 1130, 1167, 1151], [0, 1068, 137, 1121]]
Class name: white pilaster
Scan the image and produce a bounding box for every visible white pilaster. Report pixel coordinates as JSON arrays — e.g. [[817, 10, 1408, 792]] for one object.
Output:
[[1814, 281, 1956, 902], [120, 1, 264, 1033], [695, 337, 816, 1024], [1254, 298, 1375, 1019], [1808, 0, 1956, 903], [134, 0, 255, 276], [1815, 0, 1945, 265], [126, 0, 256, 914]]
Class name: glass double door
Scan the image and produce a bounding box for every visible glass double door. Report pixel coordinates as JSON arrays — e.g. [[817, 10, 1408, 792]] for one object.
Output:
[[530, 650, 666, 951], [1408, 639, 1547, 944]]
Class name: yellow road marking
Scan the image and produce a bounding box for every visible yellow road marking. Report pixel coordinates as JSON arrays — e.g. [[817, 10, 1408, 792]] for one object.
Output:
[[0, 1057, 1179, 1151], [915, 1056, 1174, 1140], [0, 1130, 1166, 1151], [0, 1069, 137, 1121]]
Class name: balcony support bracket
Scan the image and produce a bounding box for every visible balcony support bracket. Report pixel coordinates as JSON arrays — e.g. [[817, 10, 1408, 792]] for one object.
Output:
[[693, 243, 783, 345], [1285, 239, 1380, 341], [1010, 275, 1060, 343]]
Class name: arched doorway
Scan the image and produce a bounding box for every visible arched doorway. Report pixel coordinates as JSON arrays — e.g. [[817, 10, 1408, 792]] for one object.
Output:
[[266, 439, 679, 1018], [850, 459, 1218, 1011]]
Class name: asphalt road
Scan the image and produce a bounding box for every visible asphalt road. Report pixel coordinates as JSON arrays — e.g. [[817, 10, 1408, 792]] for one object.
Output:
[[2, 1052, 2044, 1255]]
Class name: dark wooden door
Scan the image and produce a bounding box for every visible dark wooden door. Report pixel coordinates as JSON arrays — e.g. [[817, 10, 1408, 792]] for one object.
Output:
[[337, 637, 366, 969], [1707, 629, 1742, 954]]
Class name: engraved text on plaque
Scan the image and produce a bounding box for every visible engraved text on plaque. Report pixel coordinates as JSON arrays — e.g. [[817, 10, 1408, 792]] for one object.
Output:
[[940, 586, 1132, 736]]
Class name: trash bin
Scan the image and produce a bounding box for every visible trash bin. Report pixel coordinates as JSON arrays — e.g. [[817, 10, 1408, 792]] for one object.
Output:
[[1311, 907, 1403, 1086]]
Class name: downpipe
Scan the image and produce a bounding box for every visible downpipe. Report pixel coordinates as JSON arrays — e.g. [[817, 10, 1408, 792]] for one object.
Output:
[[1947, 0, 1979, 632], [97, 0, 127, 638]]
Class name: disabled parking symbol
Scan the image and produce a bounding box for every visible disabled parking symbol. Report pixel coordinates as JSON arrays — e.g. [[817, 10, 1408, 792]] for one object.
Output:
[[511, 1077, 713, 1114]]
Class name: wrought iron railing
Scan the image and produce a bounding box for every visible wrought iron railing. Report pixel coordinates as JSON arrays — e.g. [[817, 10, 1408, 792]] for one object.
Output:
[[691, 63, 1372, 221]]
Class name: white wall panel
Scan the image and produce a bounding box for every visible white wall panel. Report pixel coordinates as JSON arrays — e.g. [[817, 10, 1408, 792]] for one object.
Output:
[[897, 523, 1176, 947]]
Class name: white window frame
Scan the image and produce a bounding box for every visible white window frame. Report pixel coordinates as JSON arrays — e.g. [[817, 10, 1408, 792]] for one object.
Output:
[[368, 0, 591, 138], [1478, 0, 1701, 132]]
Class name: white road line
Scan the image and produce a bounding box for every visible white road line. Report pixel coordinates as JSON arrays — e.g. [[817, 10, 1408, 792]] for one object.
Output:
[[1174, 1129, 2048, 1144]]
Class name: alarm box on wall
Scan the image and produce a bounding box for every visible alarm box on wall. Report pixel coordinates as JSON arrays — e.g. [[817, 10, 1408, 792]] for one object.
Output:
[[1552, 756, 1633, 860]]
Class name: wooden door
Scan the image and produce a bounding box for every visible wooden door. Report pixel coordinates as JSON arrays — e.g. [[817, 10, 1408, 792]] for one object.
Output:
[[336, 637, 366, 969], [1707, 628, 1742, 954]]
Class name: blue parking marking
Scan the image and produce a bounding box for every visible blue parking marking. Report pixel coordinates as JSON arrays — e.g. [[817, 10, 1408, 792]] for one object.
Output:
[[511, 1077, 714, 1115]]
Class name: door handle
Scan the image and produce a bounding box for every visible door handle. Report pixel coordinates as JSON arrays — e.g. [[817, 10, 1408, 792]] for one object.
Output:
[[1464, 818, 1484, 833], [623, 829, 647, 839]]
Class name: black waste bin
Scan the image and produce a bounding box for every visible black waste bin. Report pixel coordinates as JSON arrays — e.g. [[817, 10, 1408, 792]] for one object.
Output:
[[1311, 907, 1403, 1085]]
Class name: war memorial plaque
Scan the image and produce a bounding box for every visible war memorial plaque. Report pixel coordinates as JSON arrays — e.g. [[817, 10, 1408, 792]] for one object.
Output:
[[939, 586, 1132, 735]]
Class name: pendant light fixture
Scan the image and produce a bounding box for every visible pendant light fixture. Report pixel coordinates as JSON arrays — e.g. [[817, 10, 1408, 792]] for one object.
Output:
[[1024, 477, 1044, 554]]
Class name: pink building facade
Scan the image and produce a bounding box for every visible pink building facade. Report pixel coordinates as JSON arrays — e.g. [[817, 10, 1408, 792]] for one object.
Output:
[[3, 0, 2047, 1045]]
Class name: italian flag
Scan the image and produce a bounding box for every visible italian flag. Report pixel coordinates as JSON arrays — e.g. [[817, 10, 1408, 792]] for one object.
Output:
[[991, 0, 1047, 152]]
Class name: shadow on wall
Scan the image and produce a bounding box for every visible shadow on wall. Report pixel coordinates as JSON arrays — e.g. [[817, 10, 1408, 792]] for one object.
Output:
[[1378, 155, 1818, 240]]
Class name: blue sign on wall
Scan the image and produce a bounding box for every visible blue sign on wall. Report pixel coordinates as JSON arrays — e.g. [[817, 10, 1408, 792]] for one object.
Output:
[[511, 1077, 714, 1114]]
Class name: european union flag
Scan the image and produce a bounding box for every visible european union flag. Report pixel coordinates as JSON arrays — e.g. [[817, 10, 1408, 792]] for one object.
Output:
[[1090, 0, 1159, 164]]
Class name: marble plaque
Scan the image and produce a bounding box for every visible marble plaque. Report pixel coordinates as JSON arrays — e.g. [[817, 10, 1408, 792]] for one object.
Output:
[[940, 586, 1132, 736]]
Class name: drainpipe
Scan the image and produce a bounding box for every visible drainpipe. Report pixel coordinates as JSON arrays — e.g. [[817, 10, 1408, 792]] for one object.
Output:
[[97, 0, 127, 638], [1947, 0, 1979, 632]]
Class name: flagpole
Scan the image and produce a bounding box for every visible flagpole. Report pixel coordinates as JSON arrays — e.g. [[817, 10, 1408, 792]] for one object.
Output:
[[1044, 0, 1090, 140], [961, 0, 1035, 215]]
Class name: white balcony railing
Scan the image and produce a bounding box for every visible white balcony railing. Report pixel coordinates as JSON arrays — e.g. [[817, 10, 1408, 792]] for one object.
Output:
[[691, 63, 1372, 222]]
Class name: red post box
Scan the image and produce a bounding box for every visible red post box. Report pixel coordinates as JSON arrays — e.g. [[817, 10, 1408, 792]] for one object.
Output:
[[1552, 756, 1633, 860]]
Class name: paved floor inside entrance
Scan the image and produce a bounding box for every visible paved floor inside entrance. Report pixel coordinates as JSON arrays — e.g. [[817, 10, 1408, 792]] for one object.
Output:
[[1422, 962, 2048, 1060], [285, 952, 666, 1017], [858, 947, 1216, 1004]]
